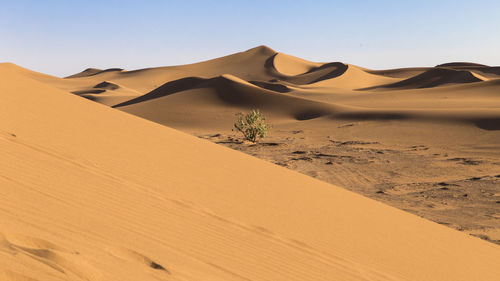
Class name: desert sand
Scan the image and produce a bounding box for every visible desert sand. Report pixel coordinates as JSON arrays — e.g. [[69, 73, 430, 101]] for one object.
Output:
[[40, 45, 500, 242], [1, 46, 500, 280]]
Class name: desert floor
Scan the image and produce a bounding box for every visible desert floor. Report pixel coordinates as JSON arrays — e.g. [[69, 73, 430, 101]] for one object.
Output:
[[198, 120, 500, 244]]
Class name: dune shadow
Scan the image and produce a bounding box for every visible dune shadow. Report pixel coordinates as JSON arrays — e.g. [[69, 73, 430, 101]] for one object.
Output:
[[72, 89, 106, 95], [93, 81, 120, 90], [294, 111, 328, 121], [474, 119, 500, 130], [249, 80, 290, 93], [360, 68, 484, 90], [335, 112, 408, 121], [307, 62, 349, 83], [113, 77, 207, 107]]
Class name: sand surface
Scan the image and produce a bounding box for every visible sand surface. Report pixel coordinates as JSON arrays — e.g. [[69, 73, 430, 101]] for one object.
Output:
[[1, 46, 500, 280]]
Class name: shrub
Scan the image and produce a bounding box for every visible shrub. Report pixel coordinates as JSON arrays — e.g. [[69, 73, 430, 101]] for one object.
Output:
[[233, 109, 271, 142]]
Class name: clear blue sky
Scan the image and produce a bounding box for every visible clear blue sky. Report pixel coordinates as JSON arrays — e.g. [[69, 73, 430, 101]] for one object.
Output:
[[1, 0, 499, 77]]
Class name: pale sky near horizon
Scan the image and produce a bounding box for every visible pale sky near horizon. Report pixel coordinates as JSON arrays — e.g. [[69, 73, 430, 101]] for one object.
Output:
[[1, 0, 499, 77]]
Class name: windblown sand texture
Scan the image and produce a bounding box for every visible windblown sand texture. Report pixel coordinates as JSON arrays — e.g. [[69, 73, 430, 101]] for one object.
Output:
[[1, 46, 500, 280]]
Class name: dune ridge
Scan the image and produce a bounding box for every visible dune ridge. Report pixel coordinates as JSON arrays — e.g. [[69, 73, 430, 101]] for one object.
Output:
[[64, 67, 103, 78], [272, 52, 322, 76], [362, 67, 485, 90], [436, 62, 490, 68], [65, 68, 124, 78]]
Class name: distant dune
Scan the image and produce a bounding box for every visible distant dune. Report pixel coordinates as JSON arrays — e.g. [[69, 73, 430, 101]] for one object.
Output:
[[65, 67, 124, 78], [436, 62, 489, 68], [64, 67, 103, 78], [1, 46, 500, 280], [362, 67, 485, 90], [28, 45, 495, 132]]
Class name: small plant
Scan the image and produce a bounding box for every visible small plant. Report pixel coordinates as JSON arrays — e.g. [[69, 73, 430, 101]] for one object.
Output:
[[233, 109, 271, 142]]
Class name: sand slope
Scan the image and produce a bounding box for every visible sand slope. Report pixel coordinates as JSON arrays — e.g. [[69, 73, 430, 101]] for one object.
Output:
[[1, 61, 500, 281]]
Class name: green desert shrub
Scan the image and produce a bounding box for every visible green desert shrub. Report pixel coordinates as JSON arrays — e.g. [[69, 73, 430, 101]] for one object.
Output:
[[233, 109, 271, 142]]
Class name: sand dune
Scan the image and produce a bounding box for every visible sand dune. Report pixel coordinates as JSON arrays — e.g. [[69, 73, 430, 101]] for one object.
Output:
[[274, 61, 349, 85], [436, 62, 489, 68], [32, 46, 500, 97], [8, 45, 492, 130], [433, 62, 500, 79], [113, 74, 340, 130], [64, 67, 103, 78], [75, 46, 279, 93], [59, 46, 392, 94], [108, 71, 500, 132], [65, 67, 124, 78], [362, 67, 485, 90], [307, 64, 400, 89], [268, 53, 353, 85], [96, 64, 497, 131], [71, 81, 142, 106], [4, 47, 500, 130], [2, 60, 500, 281]]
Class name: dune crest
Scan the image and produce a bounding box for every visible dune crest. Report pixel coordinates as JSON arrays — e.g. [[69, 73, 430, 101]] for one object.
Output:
[[64, 67, 103, 78], [436, 62, 490, 68], [363, 67, 486, 90], [65, 68, 124, 79], [272, 52, 322, 76]]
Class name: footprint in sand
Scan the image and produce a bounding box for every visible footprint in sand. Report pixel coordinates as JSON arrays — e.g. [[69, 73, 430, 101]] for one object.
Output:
[[0, 233, 97, 280], [106, 247, 170, 273]]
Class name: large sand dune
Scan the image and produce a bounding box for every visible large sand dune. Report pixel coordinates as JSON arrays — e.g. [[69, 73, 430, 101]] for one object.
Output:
[[35, 45, 497, 132], [1, 46, 500, 280]]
